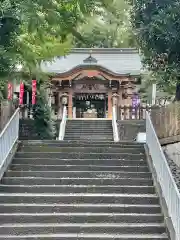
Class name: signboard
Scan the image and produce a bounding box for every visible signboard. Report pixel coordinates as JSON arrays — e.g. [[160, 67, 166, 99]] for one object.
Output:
[[132, 94, 140, 112], [19, 82, 24, 105]]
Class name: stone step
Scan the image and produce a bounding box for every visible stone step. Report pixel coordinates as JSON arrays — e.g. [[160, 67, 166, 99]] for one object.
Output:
[[0, 185, 155, 194], [65, 129, 113, 132], [65, 130, 113, 134], [64, 137, 114, 141], [18, 146, 144, 154], [0, 213, 164, 224], [21, 140, 143, 146], [64, 130, 112, 133], [0, 223, 166, 235], [66, 122, 112, 124], [0, 203, 162, 214], [5, 171, 152, 178], [2, 177, 154, 186], [64, 138, 114, 141], [0, 193, 159, 204], [64, 134, 113, 137], [12, 158, 147, 166], [64, 135, 113, 138], [15, 152, 146, 160], [65, 125, 112, 127], [20, 142, 143, 148], [66, 122, 112, 125], [9, 164, 149, 172], [0, 233, 169, 240], [65, 127, 113, 130]]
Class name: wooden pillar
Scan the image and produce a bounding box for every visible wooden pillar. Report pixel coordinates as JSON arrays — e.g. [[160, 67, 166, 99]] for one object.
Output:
[[108, 89, 112, 119], [68, 89, 73, 119]]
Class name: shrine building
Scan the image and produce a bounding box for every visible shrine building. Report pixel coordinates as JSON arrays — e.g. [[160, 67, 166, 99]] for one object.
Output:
[[41, 48, 142, 119]]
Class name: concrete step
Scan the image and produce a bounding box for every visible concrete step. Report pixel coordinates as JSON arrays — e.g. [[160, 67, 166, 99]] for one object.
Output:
[[15, 152, 146, 160], [21, 140, 143, 146], [0, 233, 169, 240], [64, 134, 113, 137], [18, 146, 144, 154], [12, 158, 147, 166], [66, 121, 112, 124], [65, 131, 113, 134], [0, 185, 155, 194], [64, 138, 114, 141], [0, 223, 166, 235], [65, 125, 112, 127], [0, 193, 159, 204], [0, 138, 169, 239], [2, 177, 154, 186], [64, 137, 114, 141], [9, 164, 149, 172], [0, 213, 164, 224], [20, 141, 144, 148], [65, 127, 113, 130], [5, 171, 152, 178], [0, 203, 162, 214], [65, 130, 113, 133]]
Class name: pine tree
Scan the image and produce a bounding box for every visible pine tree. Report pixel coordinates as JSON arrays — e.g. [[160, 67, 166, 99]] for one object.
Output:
[[33, 88, 56, 140]]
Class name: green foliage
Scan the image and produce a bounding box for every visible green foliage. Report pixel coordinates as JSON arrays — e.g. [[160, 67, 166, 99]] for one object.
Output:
[[32, 88, 56, 139], [0, 0, 110, 78], [129, 0, 180, 97], [75, 0, 136, 48]]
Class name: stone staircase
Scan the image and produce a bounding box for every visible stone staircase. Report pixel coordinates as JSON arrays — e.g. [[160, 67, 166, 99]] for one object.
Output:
[[64, 120, 113, 141], [0, 140, 169, 239]]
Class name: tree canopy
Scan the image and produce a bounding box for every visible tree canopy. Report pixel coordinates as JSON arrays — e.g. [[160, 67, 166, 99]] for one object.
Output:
[[75, 0, 136, 48], [129, 0, 180, 99], [0, 0, 113, 79]]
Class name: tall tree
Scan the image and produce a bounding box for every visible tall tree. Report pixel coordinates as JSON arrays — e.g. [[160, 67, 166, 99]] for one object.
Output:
[[74, 0, 136, 48], [0, 0, 112, 78], [129, 0, 180, 100]]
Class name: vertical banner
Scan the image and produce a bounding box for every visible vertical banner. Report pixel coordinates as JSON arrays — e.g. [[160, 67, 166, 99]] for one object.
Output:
[[7, 82, 13, 100], [132, 94, 140, 118], [32, 80, 37, 105], [19, 82, 24, 105]]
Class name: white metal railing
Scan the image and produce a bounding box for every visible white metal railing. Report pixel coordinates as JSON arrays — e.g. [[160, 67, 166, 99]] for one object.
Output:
[[58, 106, 67, 140], [112, 106, 119, 142], [0, 108, 19, 170], [146, 111, 180, 240]]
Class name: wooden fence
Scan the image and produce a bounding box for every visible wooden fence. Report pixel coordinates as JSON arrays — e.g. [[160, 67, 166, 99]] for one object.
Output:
[[0, 100, 18, 131], [116, 105, 158, 120], [151, 102, 180, 140]]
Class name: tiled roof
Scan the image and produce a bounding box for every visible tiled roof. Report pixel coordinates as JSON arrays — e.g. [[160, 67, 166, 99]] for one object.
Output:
[[40, 48, 142, 76]]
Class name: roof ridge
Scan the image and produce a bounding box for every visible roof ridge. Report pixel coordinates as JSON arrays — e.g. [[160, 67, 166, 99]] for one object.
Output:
[[70, 48, 139, 54]]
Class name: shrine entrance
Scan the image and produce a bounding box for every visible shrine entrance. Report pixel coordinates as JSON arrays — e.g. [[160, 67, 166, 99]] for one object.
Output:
[[74, 93, 107, 118]]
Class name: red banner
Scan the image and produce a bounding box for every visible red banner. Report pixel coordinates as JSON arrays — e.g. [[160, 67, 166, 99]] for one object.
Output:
[[32, 80, 37, 105], [7, 82, 13, 100], [19, 82, 24, 105]]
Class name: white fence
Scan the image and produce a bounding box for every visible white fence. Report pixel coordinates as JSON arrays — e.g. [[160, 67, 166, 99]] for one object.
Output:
[[58, 106, 67, 140], [0, 108, 19, 170], [146, 111, 180, 240], [112, 106, 119, 142]]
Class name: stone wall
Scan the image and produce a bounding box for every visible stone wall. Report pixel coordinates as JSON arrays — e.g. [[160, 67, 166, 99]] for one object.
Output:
[[163, 143, 180, 168], [163, 147, 180, 190], [117, 120, 146, 141]]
